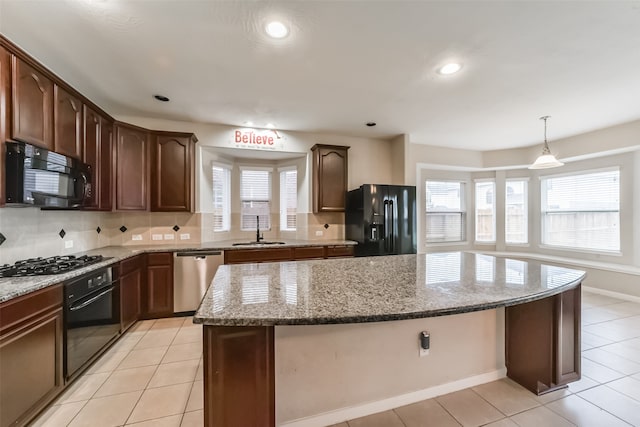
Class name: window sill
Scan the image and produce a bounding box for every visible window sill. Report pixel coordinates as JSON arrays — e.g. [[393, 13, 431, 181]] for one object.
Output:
[[538, 244, 622, 257]]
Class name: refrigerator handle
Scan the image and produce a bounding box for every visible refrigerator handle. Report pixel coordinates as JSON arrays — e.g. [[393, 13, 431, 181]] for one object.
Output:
[[383, 200, 389, 252], [390, 199, 394, 253]]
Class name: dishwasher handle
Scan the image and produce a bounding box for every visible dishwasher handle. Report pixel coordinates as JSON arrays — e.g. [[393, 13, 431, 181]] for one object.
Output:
[[175, 251, 222, 257]]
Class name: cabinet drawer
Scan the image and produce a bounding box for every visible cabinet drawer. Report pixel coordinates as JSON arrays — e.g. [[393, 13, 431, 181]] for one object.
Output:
[[120, 255, 144, 276], [147, 252, 173, 266], [293, 246, 326, 260], [326, 245, 354, 258], [0, 285, 62, 335], [225, 248, 293, 264]]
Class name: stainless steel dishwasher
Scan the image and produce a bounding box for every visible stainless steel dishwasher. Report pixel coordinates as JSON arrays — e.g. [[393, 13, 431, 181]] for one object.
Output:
[[173, 250, 224, 313]]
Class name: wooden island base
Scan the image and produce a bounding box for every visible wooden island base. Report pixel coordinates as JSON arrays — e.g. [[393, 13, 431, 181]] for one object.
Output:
[[202, 284, 581, 427]]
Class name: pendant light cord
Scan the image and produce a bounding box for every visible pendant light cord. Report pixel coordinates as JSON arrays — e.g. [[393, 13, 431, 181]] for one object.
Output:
[[540, 115, 551, 154]]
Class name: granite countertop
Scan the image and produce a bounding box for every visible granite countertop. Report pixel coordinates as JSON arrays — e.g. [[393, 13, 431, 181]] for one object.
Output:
[[193, 252, 586, 326], [0, 239, 356, 303]]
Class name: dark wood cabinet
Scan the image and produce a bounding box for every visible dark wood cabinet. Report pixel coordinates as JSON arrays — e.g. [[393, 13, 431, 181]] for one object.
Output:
[[224, 245, 354, 264], [0, 285, 63, 427], [325, 245, 354, 258], [83, 106, 113, 211], [150, 132, 197, 212], [505, 284, 581, 395], [53, 84, 82, 159], [143, 253, 174, 318], [292, 246, 325, 260], [0, 45, 10, 207], [203, 326, 274, 427], [311, 144, 349, 213], [115, 123, 148, 211], [119, 256, 143, 331], [11, 56, 53, 150]]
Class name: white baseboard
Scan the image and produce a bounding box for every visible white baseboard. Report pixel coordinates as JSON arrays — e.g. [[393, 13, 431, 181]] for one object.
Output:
[[279, 368, 507, 427], [583, 286, 640, 303]]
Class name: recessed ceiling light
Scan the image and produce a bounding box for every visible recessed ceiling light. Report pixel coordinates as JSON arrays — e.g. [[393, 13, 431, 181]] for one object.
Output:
[[153, 94, 170, 102], [265, 123, 275, 129], [265, 21, 288, 39], [437, 63, 462, 75]]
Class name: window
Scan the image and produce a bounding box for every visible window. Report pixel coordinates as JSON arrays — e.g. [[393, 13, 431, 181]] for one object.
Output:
[[505, 179, 528, 244], [541, 168, 620, 252], [211, 164, 231, 232], [425, 181, 465, 243], [475, 180, 495, 242], [240, 168, 272, 231], [279, 168, 297, 231]]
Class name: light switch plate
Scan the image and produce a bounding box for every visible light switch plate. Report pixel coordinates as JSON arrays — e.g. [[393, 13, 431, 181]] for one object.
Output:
[[315, 230, 323, 236], [180, 233, 190, 240], [64, 240, 74, 249], [152, 234, 163, 241], [164, 234, 175, 240], [132, 234, 143, 241]]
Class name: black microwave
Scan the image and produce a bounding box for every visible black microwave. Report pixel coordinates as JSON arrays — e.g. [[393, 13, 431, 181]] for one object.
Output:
[[5, 141, 92, 208]]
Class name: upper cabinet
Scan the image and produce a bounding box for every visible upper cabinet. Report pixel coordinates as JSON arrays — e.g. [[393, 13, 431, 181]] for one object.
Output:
[[150, 132, 197, 212], [0, 45, 10, 206], [11, 56, 53, 150], [311, 144, 349, 213], [54, 85, 82, 159], [115, 123, 148, 211], [83, 105, 113, 211]]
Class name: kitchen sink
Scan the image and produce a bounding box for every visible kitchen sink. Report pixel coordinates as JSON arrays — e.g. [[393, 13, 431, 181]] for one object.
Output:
[[232, 241, 286, 246]]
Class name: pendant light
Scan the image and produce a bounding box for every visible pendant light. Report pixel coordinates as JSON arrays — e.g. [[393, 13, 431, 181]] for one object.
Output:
[[529, 116, 564, 169]]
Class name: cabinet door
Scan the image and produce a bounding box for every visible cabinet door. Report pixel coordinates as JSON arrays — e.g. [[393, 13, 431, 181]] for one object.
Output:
[[145, 253, 174, 318], [311, 145, 349, 213], [116, 124, 148, 211], [54, 84, 82, 159], [151, 134, 194, 212], [0, 45, 10, 206], [120, 269, 141, 331], [11, 56, 53, 149], [83, 106, 113, 211]]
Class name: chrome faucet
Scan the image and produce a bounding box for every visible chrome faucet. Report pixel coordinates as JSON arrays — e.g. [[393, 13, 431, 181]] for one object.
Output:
[[256, 215, 264, 242]]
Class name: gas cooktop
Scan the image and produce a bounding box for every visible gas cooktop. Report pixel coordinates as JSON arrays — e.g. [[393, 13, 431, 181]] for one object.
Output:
[[0, 255, 108, 278]]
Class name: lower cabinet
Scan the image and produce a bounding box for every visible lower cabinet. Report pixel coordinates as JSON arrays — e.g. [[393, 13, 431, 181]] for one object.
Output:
[[119, 256, 143, 331], [225, 245, 354, 265], [143, 252, 174, 318], [0, 285, 63, 427], [505, 284, 581, 395]]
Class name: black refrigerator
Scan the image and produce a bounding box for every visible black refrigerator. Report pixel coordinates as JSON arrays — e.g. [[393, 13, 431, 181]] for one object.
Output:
[[345, 184, 417, 256]]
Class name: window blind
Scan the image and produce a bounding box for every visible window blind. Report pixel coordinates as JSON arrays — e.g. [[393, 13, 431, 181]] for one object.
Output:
[[505, 180, 528, 244], [425, 181, 465, 243], [211, 165, 231, 232], [475, 181, 495, 242], [541, 169, 620, 252], [241, 169, 272, 231], [279, 169, 297, 231]]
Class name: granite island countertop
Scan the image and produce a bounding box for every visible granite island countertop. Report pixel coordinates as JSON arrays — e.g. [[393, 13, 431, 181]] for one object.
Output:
[[193, 252, 586, 326], [0, 239, 356, 303]]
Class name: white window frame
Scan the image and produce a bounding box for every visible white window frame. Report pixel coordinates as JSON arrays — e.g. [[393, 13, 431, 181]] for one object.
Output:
[[211, 162, 231, 232], [474, 179, 496, 244], [240, 166, 273, 232], [279, 166, 297, 231], [505, 178, 529, 245], [540, 167, 621, 254], [425, 180, 466, 243]]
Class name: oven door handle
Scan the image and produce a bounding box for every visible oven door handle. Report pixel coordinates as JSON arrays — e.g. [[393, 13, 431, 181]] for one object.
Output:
[[69, 286, 114, 312]]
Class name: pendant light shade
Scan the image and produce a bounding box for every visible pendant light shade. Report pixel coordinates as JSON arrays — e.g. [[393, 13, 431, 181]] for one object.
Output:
[[529, 116, 564, 170]]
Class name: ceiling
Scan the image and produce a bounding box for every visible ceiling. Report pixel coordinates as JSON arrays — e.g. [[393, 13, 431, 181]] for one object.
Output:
[[1, 0, 640, 151]]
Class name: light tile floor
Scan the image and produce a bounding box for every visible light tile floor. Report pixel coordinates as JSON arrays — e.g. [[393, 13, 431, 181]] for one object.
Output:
[[32, 291, 640, 427]]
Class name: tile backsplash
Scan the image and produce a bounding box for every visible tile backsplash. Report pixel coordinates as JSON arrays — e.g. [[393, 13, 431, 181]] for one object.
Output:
[[0, 208, 345, 265]]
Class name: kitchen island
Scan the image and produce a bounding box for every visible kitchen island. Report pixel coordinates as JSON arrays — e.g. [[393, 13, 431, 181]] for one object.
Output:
[[193, 252, 585, 427]]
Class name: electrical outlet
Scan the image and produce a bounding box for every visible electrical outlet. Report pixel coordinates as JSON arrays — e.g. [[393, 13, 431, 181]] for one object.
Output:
[[315, 230, 323, 236], [132, 234, 143, 241], [64, 240, 74, 249], [164, 234, 175, 240], [180, 233, 190, 240], [152, 234, 163, 241]]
